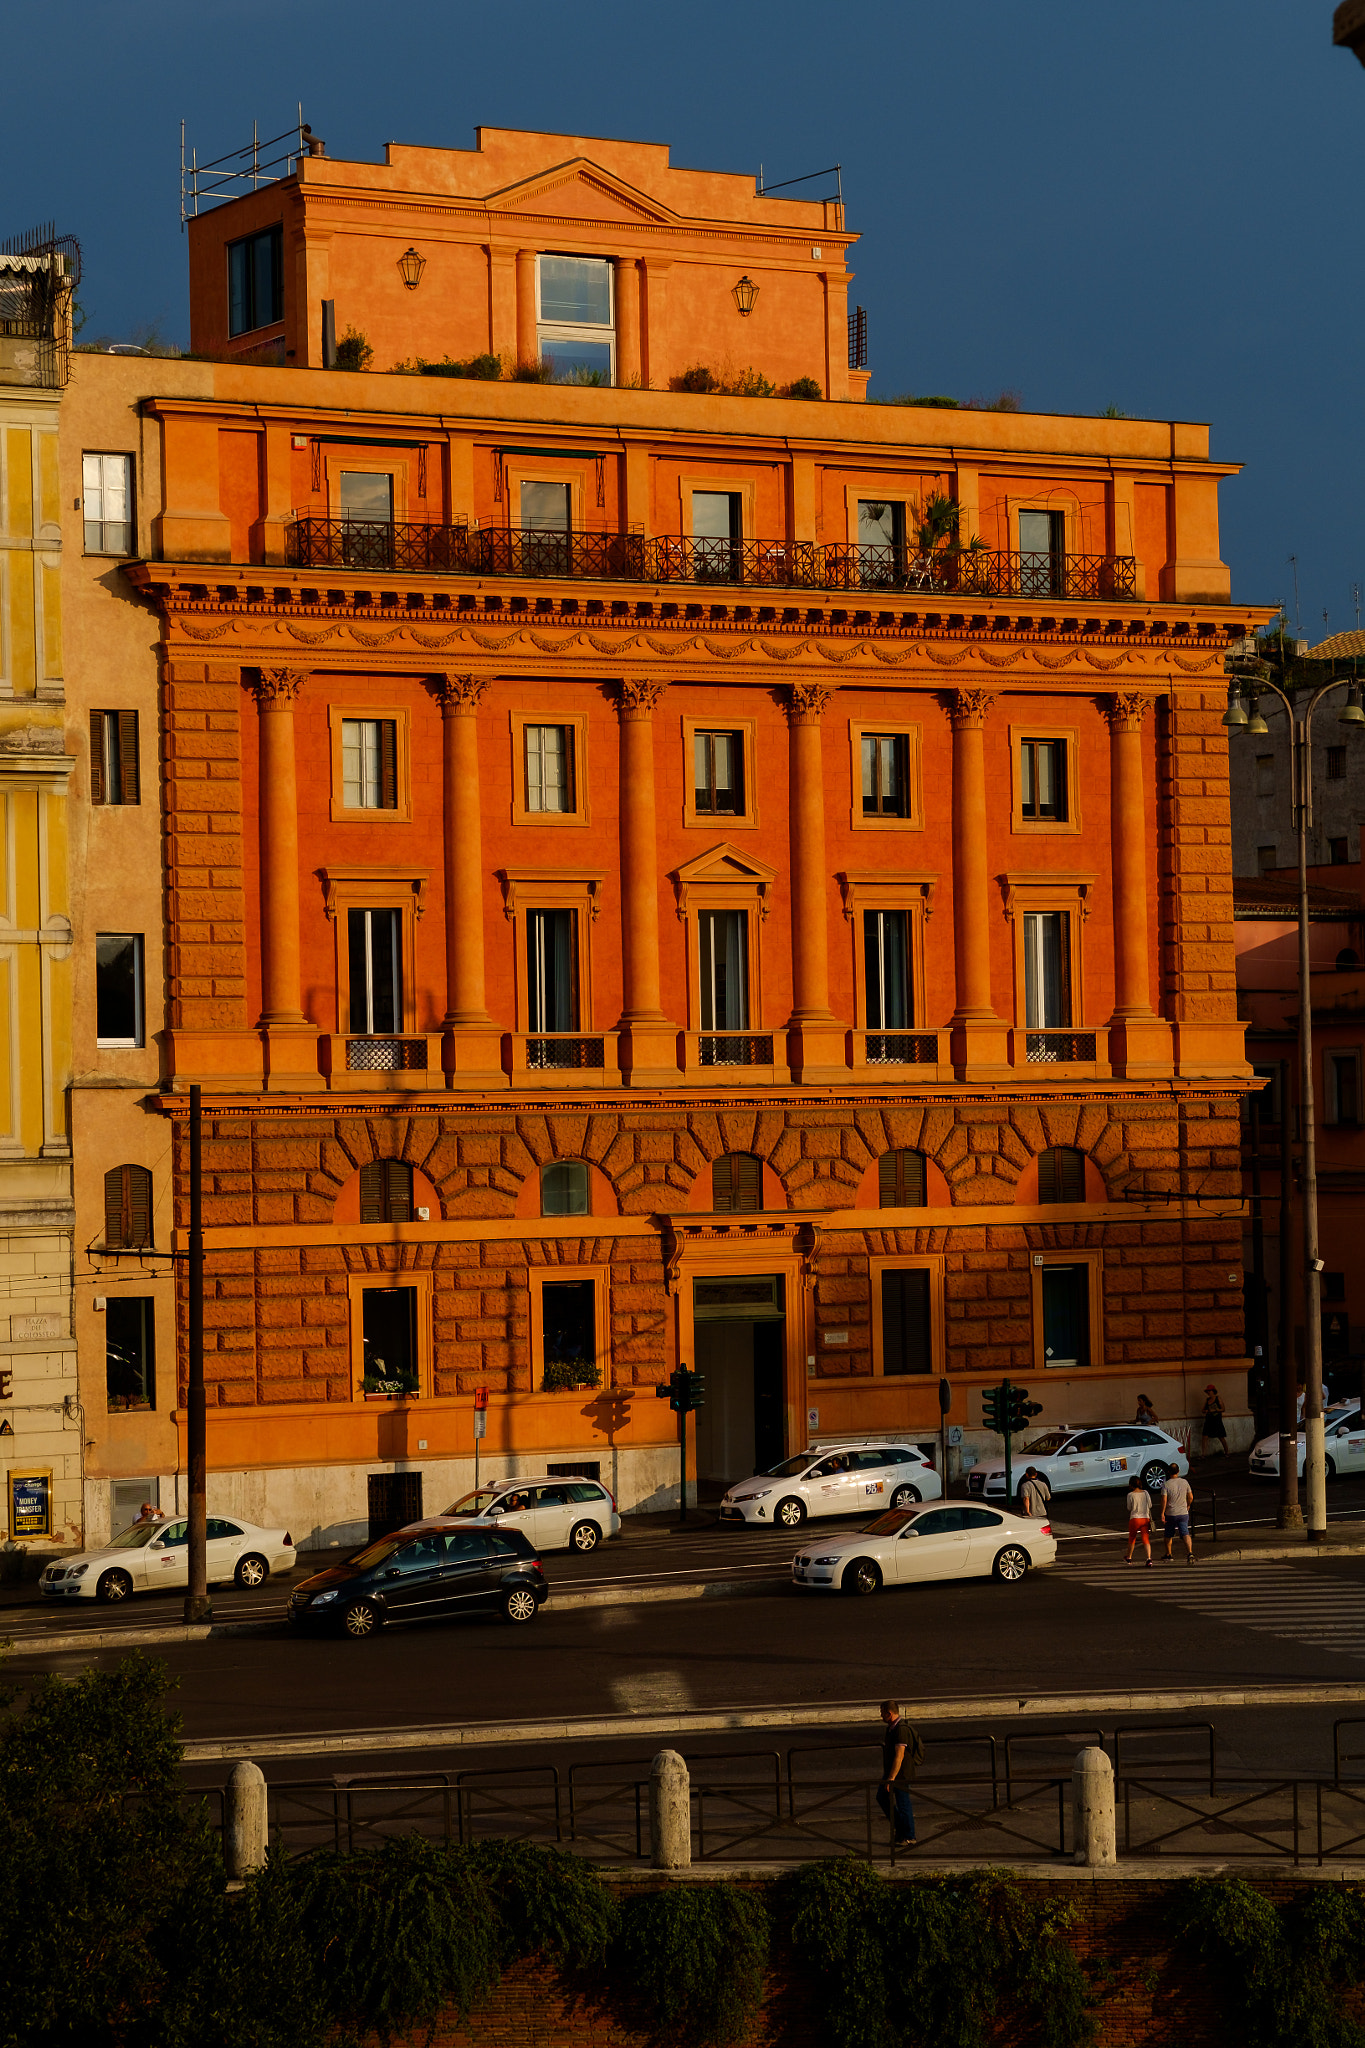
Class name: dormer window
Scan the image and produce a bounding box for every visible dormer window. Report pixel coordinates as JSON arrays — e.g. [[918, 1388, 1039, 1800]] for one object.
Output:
[[536, 255, 614, 384]]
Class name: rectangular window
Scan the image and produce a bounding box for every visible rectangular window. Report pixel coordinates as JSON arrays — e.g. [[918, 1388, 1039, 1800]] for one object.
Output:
[[863, 910, 911, 1028], [1041, 1264, 1090, 1368], [227, 223, 284, 337], [1022, 912, 1070, 1028], [362, 1286, 419, 1395], [96, 934, 144, 1047], [541, 1278, 596, 1370], [339, 472, 394, 522], [347, 908, 402, 1034], [1328, 1051, 1362, 1127], [520, 480, 572, 531], [694, 731, 745, 816], [1018, 507, 1065, 592], [1328, 746, 1347, 782], [106, 1298, 155, 1412], [1256, 754, 1275, 796], [525, 724, 575, 813], [1257, 845, 1278, 875], [536, 254, 614, 384], [1020, 738, 1068, 821], [527, 909, 579, 1033], [89, 710, 139, 805], [1331, 836, 1350, 866], [1252, 1064, 1282, 1128], [861, 733, 911, 818], [341, 719, 398, 810], [82, 453, 133, 555], [699, 910, 749, 1031], [1325, 1270, 1347, 1303], [881, 1268, 932, 1375], [857, 499, 905, 552], [691, 491, 742, 541]]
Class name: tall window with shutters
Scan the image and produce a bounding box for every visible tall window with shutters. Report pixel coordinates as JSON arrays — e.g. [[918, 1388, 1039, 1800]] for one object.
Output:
[[82, 453, 133, 554], [525, 724, 575, 814], [89, 711, 140, 806], [712, 1152, 762, 1213], [104, 1164, 153, 1250], [359, 1159, 413, 1223], [1037, 1147, 1085, 1204], [341, 720, 398, 810], [878, 1150, 927, 1207]]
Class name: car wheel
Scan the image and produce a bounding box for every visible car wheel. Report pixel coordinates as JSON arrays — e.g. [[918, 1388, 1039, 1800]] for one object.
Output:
[[234, 1553, 269, 1589], [503, 1585, 539, 1624], [889, 1484, 921, 1509], [96, 1568, 132, 1604], [569, 1519, 601, 1553], [844, 1558, 882, 1596], [993, 1546, 1029, 1583], [342, 1599, 381, 1639], [775, 1497, 806, 1530], [1140, 1461, 1170, 1493]]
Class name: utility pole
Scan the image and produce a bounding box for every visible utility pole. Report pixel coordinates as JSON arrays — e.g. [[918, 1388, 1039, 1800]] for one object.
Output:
[[1278, 1060, 1301, 1529], [184, 1085, 210, 1622]]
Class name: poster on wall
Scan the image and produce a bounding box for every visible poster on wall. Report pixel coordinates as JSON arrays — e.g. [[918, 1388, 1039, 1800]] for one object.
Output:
[[10, 1470, 51, 1539]]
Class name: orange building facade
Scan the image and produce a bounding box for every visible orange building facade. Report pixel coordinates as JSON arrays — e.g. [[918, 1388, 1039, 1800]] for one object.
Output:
[[67, 131, 1267, 1547]]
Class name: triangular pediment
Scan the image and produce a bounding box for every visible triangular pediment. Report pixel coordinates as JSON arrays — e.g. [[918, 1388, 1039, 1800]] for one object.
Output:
[[488, 157, 677, 226], [673, 843, 779, 888]]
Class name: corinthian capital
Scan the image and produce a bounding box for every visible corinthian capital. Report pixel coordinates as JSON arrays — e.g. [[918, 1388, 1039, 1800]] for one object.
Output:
[[785, 682, 834, 724], [428, 673, 490, 715], [249, 667, 307, 707], [1106, 690, 1152, 734], [616, 678, 669, 717], [947, 688, 995, 728]]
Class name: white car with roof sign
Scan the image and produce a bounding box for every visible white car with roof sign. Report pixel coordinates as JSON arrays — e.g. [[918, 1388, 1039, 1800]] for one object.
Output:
[[430, 1474, 620, 1552], [968, 1423, 1186, 1502], [1250, 1403, 1365, 1479], [792, 1502, 1055, 1594], [39, 1515, 296, 1603], [720, 1439, 942, 1529]]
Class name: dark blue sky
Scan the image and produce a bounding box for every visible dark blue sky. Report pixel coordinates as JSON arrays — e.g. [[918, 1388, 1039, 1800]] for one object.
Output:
[[8, 1, 1360, 629]]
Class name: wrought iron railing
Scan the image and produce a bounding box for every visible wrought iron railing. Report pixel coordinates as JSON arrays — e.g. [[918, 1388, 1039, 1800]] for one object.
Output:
[[698, 1033, 774, 1067], [865, 1032, 940, 1065], [287, 520, 1137, 599], [525, 1035, 605, 1071], [345, 1036, 428, 1071], [1025, 1030, 1097, 1064]]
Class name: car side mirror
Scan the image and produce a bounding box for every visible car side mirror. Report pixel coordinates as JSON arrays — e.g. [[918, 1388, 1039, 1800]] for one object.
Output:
[[384, 1567, 402, 1577], [899, 1528, 920, 1539]]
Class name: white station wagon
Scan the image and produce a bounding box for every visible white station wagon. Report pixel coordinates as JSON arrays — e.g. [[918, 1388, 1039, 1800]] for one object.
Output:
[[434, 1475, 620, 1552], [792, 1502, 1056, 1594], [39, 1515, 296, 1603], [720, 1439, 942, 1530], [1250, 1405, 1365, 1479], [969, 1424, 1187, 1502]]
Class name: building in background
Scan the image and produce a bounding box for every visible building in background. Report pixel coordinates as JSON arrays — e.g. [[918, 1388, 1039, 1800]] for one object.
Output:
[[0, 230, 78, 1549], [67, 128, 1266, 1548]]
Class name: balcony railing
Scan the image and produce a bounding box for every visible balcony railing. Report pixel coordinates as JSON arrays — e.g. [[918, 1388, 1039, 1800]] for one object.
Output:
[[288, 521, 1137, 600], [1025, 1030, 1097, 1064], [865, 1032, 940, 1066], [345, 1035, 429, 1071], [698, 1033, 774, 1067], [525, 1035, 605, 1071]]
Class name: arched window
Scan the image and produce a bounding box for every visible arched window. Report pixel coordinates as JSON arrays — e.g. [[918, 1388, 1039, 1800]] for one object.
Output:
[[360, 1159, 413, 1224], [713, 1152, 761, 1214], [878, 1149, 927, 1208], [104, 1164, 152, 1249], [1038, 1147, 1085, 1204], [1338, 948, 1361, 970], [542, 1161, 589, 1217]]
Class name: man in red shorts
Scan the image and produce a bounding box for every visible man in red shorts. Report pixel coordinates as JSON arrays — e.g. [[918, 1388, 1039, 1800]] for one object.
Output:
[[1124, 1477, 1154, 1565]]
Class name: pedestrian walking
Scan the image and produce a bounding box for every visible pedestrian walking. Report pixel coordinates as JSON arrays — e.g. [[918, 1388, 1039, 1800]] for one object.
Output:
[[1017, 1466, 1050, 1518], [1124, 1480, 1154, 1565], [1161, 1463, 1195, 1563], [1200, 1385, 1227, 1458], [1135, 1394, 1159, 1427], [876, 1700, 920, 1848]]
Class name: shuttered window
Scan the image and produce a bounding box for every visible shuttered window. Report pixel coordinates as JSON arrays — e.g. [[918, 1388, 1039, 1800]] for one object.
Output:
[[89, 710, 140, 805], [1038, 1147, 1085, 1204], [104, 1164, 153, 1249], [712, 1152, 761, 1214], [341, 719, 398, 809], [359, 1159, 413, 1224], [878, 1149, 927, 1208]]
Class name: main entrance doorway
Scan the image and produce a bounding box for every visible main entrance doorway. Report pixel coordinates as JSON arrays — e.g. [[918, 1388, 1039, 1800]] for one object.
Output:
[[691, 1274, 786, 1494]]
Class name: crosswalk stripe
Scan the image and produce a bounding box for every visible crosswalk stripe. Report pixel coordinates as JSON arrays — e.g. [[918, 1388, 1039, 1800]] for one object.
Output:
[[1060, 1554, 1365, 1658]]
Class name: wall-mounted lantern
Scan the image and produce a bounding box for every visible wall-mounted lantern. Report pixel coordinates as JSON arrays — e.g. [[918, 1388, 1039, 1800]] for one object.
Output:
[[398, 247, 427, 291], [732, 274, 759, 317]]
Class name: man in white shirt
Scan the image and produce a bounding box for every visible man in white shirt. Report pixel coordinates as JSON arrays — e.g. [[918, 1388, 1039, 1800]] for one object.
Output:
[[1161, 1465, 1195, 1563]]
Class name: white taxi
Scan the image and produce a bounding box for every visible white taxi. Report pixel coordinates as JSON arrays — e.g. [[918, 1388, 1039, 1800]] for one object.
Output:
[[969, 1424, 1186, 1502], [792, 1502, 1055, 1594], [432, 1475, 620, 1552], [39, 1515, 296, 1603], [719, 1439, 942, 1530], [1250, 1404, 1365, 1479]]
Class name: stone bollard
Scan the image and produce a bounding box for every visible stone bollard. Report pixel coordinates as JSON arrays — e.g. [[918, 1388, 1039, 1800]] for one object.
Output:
[[225, 1759, 269, 1879], [1071, 1746, 1117, 1868], [649, 1749, 691, 1870]]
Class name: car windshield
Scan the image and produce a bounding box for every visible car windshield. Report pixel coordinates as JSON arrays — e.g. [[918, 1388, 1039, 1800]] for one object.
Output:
[[861, 1509, 919, 1537], [764, 1455, 817, 1479], [345, 1534, 408, 1571], [107, 1523, 160, 1550], [1021, 1432, 1070, 1455], [442, 1489, 505, 1515]]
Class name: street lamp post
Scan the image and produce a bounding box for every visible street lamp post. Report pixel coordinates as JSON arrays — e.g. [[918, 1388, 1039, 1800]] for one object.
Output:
[[1224, 641, 1365, 1542]]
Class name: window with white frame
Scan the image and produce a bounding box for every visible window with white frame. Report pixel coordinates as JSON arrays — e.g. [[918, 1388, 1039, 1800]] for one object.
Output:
[[542, 1161, 590, 1216], [536, 255, 614, 384], [699, 910, 749, 1033], [342, 719, 398, 810], [1022, 911, 1070, 1028], [82, 453, 133, 554], [348, 908, 402, 1035], [1020, 738, 1068, 822], [694, 730, 745, 817], [862, 734, 912, 818], [96, 934, 144, 1047], [525, 724, 575, 813]]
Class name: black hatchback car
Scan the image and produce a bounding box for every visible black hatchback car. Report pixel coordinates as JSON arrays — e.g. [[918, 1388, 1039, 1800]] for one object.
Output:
[[287, 1520, 548, 1639]]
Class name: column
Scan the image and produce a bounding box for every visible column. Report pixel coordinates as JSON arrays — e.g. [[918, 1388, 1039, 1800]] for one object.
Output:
[[785, 684, 847, 1082], [640, 260, 671, 390], [947, 689, 1009, 1076], [515, 249, 538, 369], [615, 679, 679, 1085], [249, 670, 318, 1083], [431, 675, 506, 1086], [1106, 691, 1172, 1075], [615, 258, 641, 387]]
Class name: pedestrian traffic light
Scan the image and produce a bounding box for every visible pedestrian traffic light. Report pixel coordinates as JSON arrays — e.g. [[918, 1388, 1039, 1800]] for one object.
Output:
[[1007, 1386, 1042, 1432], [656, 1370, 685, 1409], [981, 1384, 1006, 1433], [656, 1368, 706, 1412]]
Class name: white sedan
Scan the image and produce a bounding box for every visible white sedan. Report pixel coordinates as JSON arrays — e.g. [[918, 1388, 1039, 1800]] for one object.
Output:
[[969, 1424, 1187, 1503], [39, 1515, 296, 1603], [1250, 1405, 1365, 1480], [792, 1503, 1055, 1594], [719, 1440, 942, 1530]]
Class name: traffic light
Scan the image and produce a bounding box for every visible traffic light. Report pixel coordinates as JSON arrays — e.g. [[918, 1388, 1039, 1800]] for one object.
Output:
[[1007, 1386, 1042, 1432], [655, 1368, 706, 1412], [981, 1383, 1006, 1433], [683, 1369, 706, 1412]]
